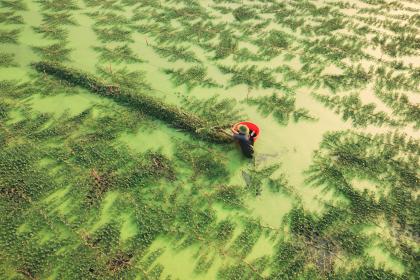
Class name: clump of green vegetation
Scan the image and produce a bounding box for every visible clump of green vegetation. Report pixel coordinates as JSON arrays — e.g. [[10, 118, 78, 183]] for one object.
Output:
[[247, 93, 316, 125], [232, 6, 257, 22], [180, 94, 244, 128], [242, 163, 297, 198], [96, 65, 152, 92], [233, 48, 261, 62], [212, 185, 244, 208], [317, 65, 372, 93], [312, 92, 402, 127], [218, 64, 294, 93], [32, 43, 73, 62], [86, 11, 130, 26], [174, 140, 229, 182], [164, 65, 221, 91], [2, 0, 420, 278], [93, 45, 144, 64], [151, 44, 201, 63], [0, 11, 24, 24], [214, 31, 238, 59], [374, 82, 420, 129], [32, 24, 69, 40], [229, 220, 262, 258], [0, 52, 17, 67], [37, 0, 79, 12], [93, 26, 133, 43], [0, 0, 28, 11], [0, 28, 20, 44], [255, 29, 291, 59], [33, 61, 234, 143], [42, 12, 77, 26]]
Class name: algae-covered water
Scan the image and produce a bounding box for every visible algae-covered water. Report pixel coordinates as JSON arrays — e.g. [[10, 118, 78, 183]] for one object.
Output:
[[1, 0, 419, 279]]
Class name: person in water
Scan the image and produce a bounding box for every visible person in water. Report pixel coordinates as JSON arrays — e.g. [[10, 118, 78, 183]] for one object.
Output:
[[231, 124, 255, 158]]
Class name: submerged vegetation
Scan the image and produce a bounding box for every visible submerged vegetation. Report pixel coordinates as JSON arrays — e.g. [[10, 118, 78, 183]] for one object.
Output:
[[33, 61, 234, 143], [247, 93, 316, 125], [1, 0, 419, 279]]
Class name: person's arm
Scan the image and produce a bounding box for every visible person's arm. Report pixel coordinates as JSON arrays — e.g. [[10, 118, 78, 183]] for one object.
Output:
[[231, 125, 239, 134]]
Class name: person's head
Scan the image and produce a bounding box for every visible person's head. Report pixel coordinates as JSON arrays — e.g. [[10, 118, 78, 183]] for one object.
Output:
[[238, 125, 249, 135]]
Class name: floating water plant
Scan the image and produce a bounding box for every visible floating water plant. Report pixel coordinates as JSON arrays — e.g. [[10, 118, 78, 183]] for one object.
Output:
[[180, 94, 243, 127], [218, 64, 294, 93], [232, 6, 257, 22], [85, 11, 130, 26], [0, 52, 17, 67], [32, 24, 69, 40], [151, 44, 200, 63], [96, 65, 152, 92], [32, 43, 73, 62], [41, 12, 77, 26], [247, 93, 316, 125], [33, 61, 234, 143], [93, 26, 133, 43], [93, 45, 143, 64], [2, 0, 420, 278], [312, 92, 402, 127], [255, 29, 291, 60], [164, 65, 220, 91], [174, 140, 229, 181], [36, 0, 79, 12], [0, 28, 20, 44], [0, 0, 28, 10], [213, 31, 238, 60], [0, 11, 24, 24]]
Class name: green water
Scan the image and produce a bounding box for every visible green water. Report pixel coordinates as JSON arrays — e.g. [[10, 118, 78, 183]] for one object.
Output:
[[1, 0, 419, 279]]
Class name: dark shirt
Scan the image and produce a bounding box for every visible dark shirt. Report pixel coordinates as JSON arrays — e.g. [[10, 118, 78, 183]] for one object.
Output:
[[234, 133, 254, 158]]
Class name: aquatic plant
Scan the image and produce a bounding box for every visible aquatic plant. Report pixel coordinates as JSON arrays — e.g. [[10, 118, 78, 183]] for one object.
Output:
[[0, 52, 17, 67], [32, 43, 72, 62], [151, 44, 200, 63], [0, 0, 28, 10], [232, 6, 257, 22], [233, 20, 271, 38], [36, 0, 79, 12], [83, 0, 124, 10], [180, 94, 244, 127], [212, 185, 244, 208], [163, 65, 220, 91], [233, 48, 261, 62], [313, 64, 372, 93], [96, 65, 152, 92], [213, 30, 238, 60], [0, 28, 20, 44], [32, 24, 69, 40], [229, 220, 262, 258], [241, 163, 296, 198], [41, 12, 77, 26], [374, 86, 420, 129], [218, 64, 294, 93], [33, 61, 234, 143], [163, 4, 212, 21], [178, 21, 224, 43], [255, 29, 291, 60], [2, 0, 420, 278], [0, 11, 24, 24], [85, 11, 130, 26], [93, 45, 143, 64], [306, 129, 419, 233], [247, 93, 316, 126], [312, 92, 402, 127], [93, 26, 133, 43], [174, 140, 229, 181]]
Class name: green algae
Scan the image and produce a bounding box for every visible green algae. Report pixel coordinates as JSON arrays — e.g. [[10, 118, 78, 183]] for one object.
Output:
[[1, 0, 419, 279]]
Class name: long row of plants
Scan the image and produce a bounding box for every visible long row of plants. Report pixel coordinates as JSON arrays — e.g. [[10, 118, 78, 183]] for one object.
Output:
[[33, 60, 234, 143]]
